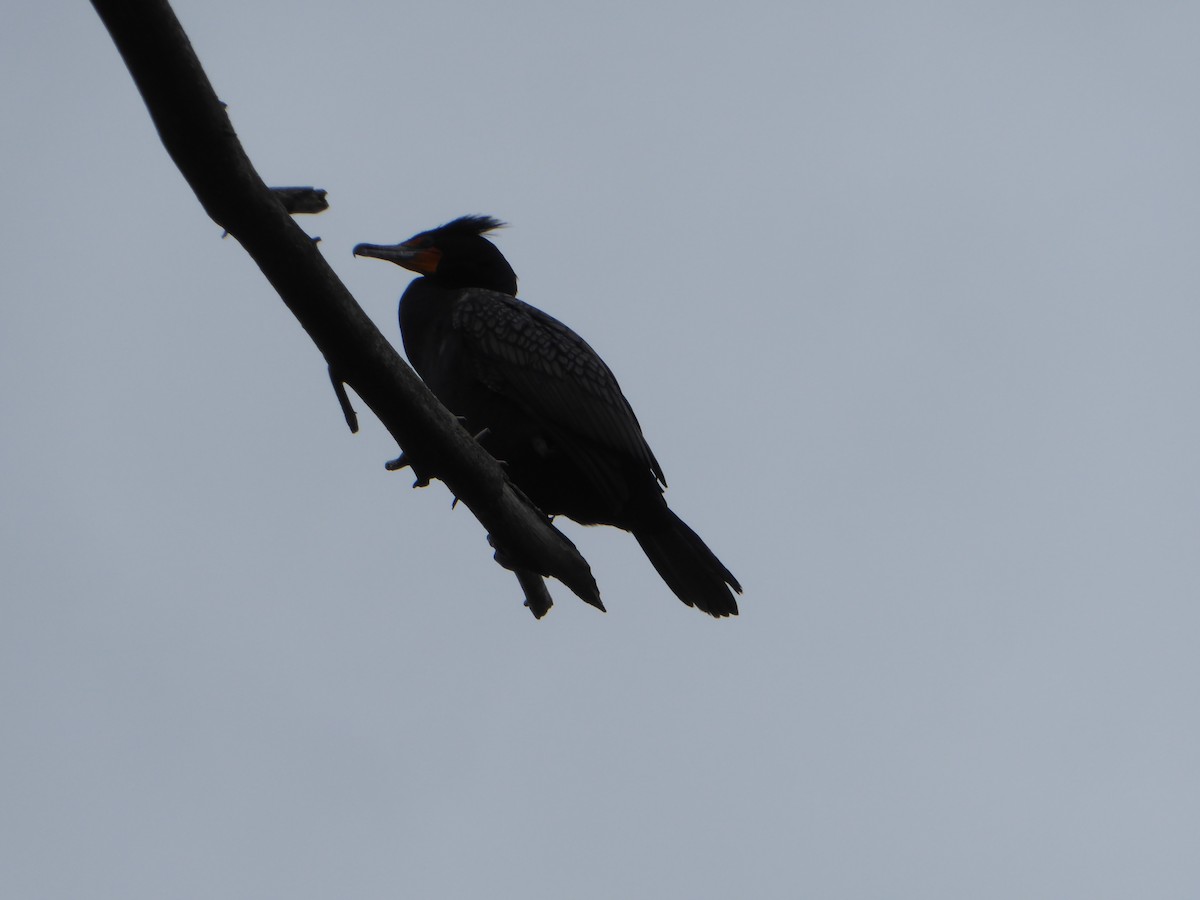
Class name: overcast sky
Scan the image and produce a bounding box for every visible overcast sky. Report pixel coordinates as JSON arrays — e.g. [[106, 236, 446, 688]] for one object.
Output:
[[4, 2, 1200, 898]]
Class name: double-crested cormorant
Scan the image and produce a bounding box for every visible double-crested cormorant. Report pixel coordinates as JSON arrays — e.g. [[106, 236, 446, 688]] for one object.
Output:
[[354, 216, 741, 617]]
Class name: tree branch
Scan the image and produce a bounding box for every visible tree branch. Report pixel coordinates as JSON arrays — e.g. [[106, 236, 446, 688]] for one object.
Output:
[[89, 0, 600, 611]]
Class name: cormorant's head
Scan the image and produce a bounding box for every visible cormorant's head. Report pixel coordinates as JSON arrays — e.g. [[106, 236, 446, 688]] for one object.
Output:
[[353, 215, 518, 295]]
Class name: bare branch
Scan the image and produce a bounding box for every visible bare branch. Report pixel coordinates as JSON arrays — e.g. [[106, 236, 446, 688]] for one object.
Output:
[[89, 0, 600, 611], [270, 187, 329, 216]]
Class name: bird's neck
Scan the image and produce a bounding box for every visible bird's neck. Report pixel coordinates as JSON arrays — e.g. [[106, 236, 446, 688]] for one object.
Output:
[[399, 277, 447, 327], [398, 278, 458, 370]]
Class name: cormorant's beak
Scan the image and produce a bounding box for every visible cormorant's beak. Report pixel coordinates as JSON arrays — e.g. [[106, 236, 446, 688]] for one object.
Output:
[[352, 242, 441, 275]]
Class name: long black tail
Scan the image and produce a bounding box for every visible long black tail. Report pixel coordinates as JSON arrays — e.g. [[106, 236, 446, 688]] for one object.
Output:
[[633, 510, 742, 617]]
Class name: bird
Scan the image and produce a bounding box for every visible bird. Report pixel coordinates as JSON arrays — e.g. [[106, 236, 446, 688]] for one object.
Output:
[[354, 215, 741, 618]]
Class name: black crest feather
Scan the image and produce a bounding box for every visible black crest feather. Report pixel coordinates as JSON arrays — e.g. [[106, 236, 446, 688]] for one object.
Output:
[[439, 214, 507, 236]]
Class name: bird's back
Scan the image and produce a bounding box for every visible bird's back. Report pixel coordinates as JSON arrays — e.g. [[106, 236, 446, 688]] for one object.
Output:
[[399, 278, 667, 525]]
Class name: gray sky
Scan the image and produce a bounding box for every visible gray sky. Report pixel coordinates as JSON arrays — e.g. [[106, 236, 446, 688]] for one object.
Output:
[[4, 2, 1200, 897]]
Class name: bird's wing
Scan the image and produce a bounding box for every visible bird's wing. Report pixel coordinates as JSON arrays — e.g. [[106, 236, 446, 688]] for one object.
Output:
[[451, 289, 665, 485]]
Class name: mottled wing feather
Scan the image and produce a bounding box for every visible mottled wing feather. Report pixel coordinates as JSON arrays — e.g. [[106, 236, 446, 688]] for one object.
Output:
[[451, 289, 665, 485]]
